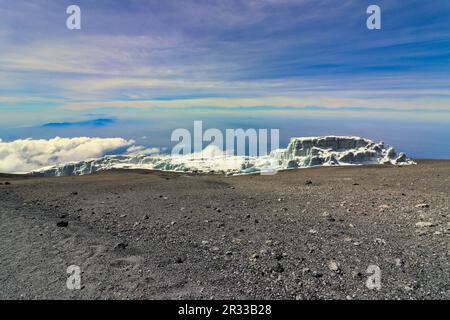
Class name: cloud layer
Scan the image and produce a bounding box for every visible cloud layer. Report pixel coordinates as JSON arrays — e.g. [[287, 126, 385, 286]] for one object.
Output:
[[1, 0, 449, 125], [0, 137, 136, 173]]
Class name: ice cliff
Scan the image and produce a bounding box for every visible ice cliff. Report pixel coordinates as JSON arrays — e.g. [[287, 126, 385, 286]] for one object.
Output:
[[32, 136, 414, 176], [280, 136, 411, 168]]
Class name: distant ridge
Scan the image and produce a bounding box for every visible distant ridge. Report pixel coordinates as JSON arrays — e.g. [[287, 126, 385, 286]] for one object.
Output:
[[41, 118, 114, 128]]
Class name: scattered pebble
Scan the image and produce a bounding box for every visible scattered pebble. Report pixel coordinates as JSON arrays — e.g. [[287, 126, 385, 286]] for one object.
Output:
[[415, 221, 434, 228], [311, 271, 323, 278], [395, 258, 403, 267], [175, 257, 184, 263], [270, 262, 284, 273], [56, 221, 68, 228], [273, 253, 283, 261], [114, 242, 128, 250], [232, 238, 242, 245], [250, 253, 260, 260], [374, 238, 387, 245], [327, 260, 340, 272]]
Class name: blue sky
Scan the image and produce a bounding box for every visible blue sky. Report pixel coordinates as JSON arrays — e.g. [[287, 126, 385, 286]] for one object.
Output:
[[0, 0, 449, 158]]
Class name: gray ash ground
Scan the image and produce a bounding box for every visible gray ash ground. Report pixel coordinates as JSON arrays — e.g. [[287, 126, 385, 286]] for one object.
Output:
[[0, 160, 449, 300]]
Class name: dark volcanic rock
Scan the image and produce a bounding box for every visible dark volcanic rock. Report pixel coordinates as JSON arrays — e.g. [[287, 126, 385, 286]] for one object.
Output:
[[56, 221, 68, 228], [114, 242, 128, 251]]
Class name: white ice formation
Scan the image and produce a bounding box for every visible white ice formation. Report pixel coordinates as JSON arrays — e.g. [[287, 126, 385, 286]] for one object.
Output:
[[31, 136, 414, 177]]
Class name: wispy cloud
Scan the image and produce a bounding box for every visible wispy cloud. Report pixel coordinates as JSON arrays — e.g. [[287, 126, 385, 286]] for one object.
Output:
[[0, 0, 449, 127]]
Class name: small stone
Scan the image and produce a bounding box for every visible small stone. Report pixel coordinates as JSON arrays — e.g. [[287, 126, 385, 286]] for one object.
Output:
[[175, 257, 184, 263], [415, 203, 429, 209], [270, 262, 284, 273], [327, 260, 340, 272], [305, 180, 313, 185], [273, 253, 283, 261], [71, 192, 78, 196], [251, 253, 260, 259], [114, 242, 128, 250], [120, 214, 127, 218], [394, 258, 403, 267], [311, 271, 323, 278], [351, 271, 364, 278], [232, 238, 242, 245], [56, 221, 68, 228], [415, 221, 434, 228], [4, 182, 11, 185]]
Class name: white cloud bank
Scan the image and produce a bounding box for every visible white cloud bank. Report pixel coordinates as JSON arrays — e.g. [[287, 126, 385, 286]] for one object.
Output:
[[0, 137, 137, 173]]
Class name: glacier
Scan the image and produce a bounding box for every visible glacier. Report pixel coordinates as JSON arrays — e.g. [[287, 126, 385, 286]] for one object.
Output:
[[31, 136, 414, 177]]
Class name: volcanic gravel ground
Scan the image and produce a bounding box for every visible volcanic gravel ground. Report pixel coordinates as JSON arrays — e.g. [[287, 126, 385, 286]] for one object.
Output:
[[0, 160, 449, 299]]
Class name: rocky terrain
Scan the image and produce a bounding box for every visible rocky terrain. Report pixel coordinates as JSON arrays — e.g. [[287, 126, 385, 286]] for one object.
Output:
[[0, 160, 449, 300]]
